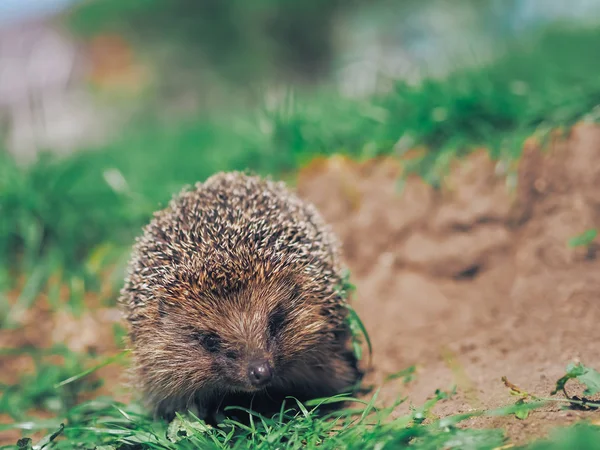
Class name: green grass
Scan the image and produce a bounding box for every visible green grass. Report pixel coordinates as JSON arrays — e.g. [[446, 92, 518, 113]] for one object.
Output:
[[0, 346, 102, 422], [0, 391, 508, 449], [2, 22, 600, 450], [1, 360, 599, 449]]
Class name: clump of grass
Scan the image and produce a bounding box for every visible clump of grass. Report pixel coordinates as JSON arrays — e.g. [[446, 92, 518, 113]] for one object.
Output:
[[3, 359, 600, 449], [0, 346, 102, 422], [1, 386, 511, 449], [552, 362, 600, 401], [568, 229, 598, 249], [525, 424, 600, 450], [0, 150, 139, 317], [501, 361, 600, 425], [336, 269, 372, 364]]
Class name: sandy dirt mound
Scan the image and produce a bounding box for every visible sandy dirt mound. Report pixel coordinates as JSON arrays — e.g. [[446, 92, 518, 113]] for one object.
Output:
[[297, 123, 600, 444]]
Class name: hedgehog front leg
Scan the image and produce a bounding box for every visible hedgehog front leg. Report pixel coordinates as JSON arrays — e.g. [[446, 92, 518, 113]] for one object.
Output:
[[187, 400, 210, 423], [281, 348, 364, 402], [154, 395, 186, 422], [151, 391, 210, 423], [191, 390, 227, 426], [322, 349, 364, 395]]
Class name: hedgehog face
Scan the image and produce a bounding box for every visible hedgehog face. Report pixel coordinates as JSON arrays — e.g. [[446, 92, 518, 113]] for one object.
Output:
[[156, 274, 330, 394], [186, 319, 277, 393]]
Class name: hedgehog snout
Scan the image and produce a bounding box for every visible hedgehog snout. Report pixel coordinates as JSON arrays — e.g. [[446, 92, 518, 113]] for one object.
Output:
[[247, 359, 273, 387]]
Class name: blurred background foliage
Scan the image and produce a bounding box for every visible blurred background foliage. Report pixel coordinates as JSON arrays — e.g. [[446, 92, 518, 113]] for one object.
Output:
[[68, 0, 348, 87]]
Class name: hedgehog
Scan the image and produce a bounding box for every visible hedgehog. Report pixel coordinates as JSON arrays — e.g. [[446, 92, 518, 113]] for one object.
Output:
[[119, 171, 363, 422]]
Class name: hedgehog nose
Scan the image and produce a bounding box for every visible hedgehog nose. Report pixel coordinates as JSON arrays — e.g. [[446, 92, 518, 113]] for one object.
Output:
[[248, 360, 273, 387]]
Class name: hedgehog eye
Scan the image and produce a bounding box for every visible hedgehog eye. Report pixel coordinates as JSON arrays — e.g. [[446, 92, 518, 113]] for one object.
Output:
[[199, 333, 221, 353], [268, 306, 287, 338]]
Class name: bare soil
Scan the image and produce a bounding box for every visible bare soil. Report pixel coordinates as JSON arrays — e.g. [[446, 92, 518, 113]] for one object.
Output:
[[296, 122, 600, 445], [3, 123, 600, 446]]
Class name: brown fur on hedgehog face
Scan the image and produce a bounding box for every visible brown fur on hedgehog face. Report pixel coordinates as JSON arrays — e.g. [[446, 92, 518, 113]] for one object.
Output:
[[141, 268, 332, 395], [128, 264, 357, 419]]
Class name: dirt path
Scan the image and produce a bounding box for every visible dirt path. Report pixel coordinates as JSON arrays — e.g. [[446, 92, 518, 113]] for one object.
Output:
[[296, 123, 600, 444]]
